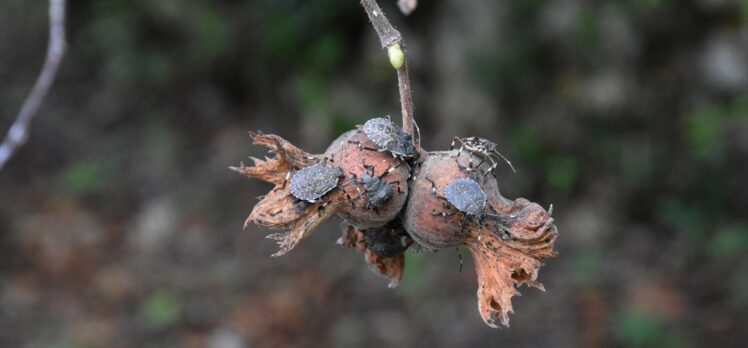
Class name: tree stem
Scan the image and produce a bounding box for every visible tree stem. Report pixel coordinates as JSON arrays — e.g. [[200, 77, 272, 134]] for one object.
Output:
[[0, 0, 66, 170], [360, 0, 418, 145]]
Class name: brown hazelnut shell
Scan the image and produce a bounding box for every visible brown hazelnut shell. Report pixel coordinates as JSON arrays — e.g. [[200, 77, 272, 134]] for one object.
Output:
[[325, 130, 410, 229]]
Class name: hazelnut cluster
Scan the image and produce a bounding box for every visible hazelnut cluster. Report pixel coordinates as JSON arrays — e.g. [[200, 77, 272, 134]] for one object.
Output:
[[232, 118, 558, 328]]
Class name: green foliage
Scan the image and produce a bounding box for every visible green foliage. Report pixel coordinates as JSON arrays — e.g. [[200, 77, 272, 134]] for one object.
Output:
[[142, 292, 181, 328], [509, 122, 583, 194], [683, 104, 727, 162], [62, 162, 105, 195], [655, 195, 747, 261], [617, 311, 664, 347], [616, 0, 668, 16], [573, 251, 602, 281], [545, 156, 579, 193], [575, 6, 602, 53], [256, 0, 356, 136], [142, 51, 175, 86], [510, 122, 547, 165], [296, 74, 330, 114], [92, 2, 137, 83], [364, 54, 395, 82], [634, 0, 668, 11], [257, 0, 355, 72], [655, 197, 708, 240], [616, 311, 692, 348], [511, 0, 547, 14], [467, 42, 537, 94], [736, 271, 748, 305], [619, 144, 654, 189], [260, 12, 304, 62], [684, 97, 748, 162], [329, 114, 360, 136], [194, 8, 230, 64], [401, 252, 426, 294], [708, 224, 748, 259], [307, 33, 345, 74]]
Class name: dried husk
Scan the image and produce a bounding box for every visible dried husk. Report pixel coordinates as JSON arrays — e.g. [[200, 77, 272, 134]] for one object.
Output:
[[469, 198, 558, 327], [233, 132, 559, 328], [338, 222, 405, 288], [403, 149, 558, 327], [230, 132, 339, 256]]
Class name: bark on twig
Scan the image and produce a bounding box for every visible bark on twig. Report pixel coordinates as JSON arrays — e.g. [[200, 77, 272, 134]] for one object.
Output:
[[359, 0, 418, 146], [360, 0, 402, 47], [0, 0, 66, 170], [397, 65, 417, 145]]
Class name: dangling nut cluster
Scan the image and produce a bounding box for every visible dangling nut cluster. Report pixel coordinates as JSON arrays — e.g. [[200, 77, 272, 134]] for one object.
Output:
[[232, 115, 558, 328]]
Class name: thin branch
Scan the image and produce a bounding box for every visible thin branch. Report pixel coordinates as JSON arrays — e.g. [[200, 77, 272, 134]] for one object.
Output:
[[361, 0, 402, 48], [0, 0, 66, 170], [360, 0, 418, 146], [397, 63, 417, 144]]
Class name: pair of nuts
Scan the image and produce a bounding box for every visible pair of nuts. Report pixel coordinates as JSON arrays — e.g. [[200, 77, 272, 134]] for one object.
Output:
[[232, 116, 558, 328]]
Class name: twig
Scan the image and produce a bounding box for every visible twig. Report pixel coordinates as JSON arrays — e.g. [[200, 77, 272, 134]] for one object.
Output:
[[361, 0, 401, 47], [0, 0, 66, 170], [397, 62, 418, 146], [360, 0, 419, 146]]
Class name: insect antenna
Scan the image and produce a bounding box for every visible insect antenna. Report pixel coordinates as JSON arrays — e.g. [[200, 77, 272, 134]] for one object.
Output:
[[456, 247, 463, 273], [493, 150, 517, 173]]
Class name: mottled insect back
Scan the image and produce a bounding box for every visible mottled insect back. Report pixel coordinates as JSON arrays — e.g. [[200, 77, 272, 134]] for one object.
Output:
[[361, 116, 417, 158], [444, 178, 487, 216], [349, 162, 401, 210], [290, 162, 343, 202], [360, 172, 393, 209]]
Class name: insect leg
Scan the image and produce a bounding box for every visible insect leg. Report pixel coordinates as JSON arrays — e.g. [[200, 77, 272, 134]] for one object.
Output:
[[491, 149, 517, 173], [335, 185, 355, 206], [362, 162, 376, 177], [456, 247, 463, 273], [388, 180, 402, 194], [280, 169, 293, 189], [482, 156, 498, 177], [380, 162, 402, 177], [431, 208, 456, 217], [455, 159, 472, 174], [426, 177, 440, 198], [348, 173, 366, 200], [347, 140, 379, 152], [316, 198, 327, 217]]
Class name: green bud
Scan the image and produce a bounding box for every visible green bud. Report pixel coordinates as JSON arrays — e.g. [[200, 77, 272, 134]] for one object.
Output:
[[388, 44, 405, 69]]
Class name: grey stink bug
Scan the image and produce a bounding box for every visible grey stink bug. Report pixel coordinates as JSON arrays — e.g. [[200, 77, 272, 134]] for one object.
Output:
[[290, 162, 344, 203], [349, 162, 403, 210], [427, 177, 488, 228], [444, 178, 487, 216], [355, 116, 418, 160]]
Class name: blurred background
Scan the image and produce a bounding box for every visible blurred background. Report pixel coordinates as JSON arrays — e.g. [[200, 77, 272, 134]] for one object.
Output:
[[1, 0, 747, 347]]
